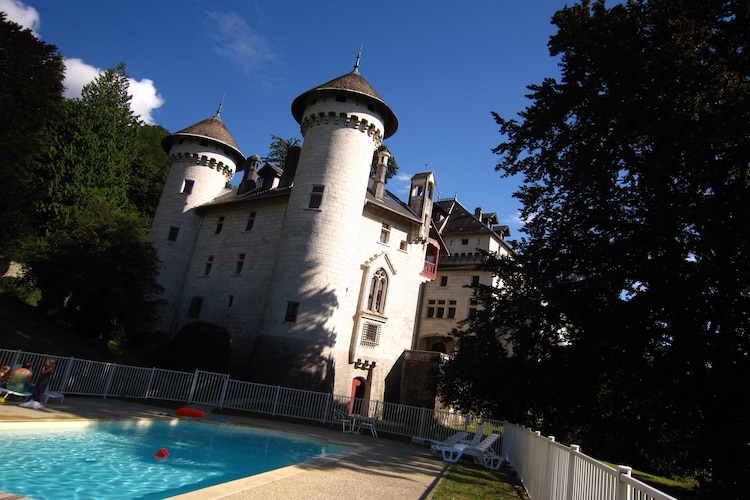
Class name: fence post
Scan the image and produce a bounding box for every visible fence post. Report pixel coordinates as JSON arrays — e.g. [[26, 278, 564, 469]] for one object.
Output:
[[187, 370, 199, 404], [616, 465, 632, 500], [543, 436, 555, 499], [417, 407, 427, 440], [272, 386, 281, 416], [218, 373, 229, 409], [322, 393, 332, 424], [10, 349, 22, 367], [567, 444, 580, 500], [59, 356, 75, 393], [102, 363, 117, 399], [144, 367, 156, 399]]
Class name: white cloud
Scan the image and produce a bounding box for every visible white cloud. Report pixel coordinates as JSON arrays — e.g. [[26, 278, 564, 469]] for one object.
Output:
[[0, 0, 40, 34], [206, 11, 280, 80], [127, 78, 164, 125], [62, 58, 101, 98]]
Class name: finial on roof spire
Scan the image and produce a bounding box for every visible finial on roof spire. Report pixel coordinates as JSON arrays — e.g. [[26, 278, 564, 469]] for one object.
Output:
[[215, 94, 225, 118], [353, 45, 362, 73]]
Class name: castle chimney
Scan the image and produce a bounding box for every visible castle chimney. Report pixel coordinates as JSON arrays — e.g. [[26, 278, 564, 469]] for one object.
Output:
[[474, 207, 483, 221], [374, 147, 390, 200]]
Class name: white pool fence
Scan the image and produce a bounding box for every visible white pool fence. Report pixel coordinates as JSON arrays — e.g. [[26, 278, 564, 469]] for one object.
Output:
[[0, 348, 678, 500]]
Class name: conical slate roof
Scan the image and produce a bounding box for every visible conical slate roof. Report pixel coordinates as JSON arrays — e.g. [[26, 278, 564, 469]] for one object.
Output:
[[162, 115, 245, 166], [291, 70, 398, 139]]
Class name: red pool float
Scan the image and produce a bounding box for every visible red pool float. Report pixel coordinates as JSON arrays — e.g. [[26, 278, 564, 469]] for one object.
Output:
[[175, 407, 205, 418]]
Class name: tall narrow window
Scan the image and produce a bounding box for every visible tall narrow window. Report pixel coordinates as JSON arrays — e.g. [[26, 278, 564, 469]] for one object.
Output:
[[235, 253, 246, 274], [204, 255, 214, 275], [468, 298, 478, 318], [440, 276, 448, 286], [366, 268, 388, 313], [308, 185, 325, 209], [182, 179, 194, 194], [379, 223, 390, 244], [448, 300, 457, 318], [426, 299, 436, 318], [167, 227, 179, 241], [188, 297, 203, 317], [436, 299, 446, 318], [285, 301, 300, 323], [215, 216, 225, 234], [471, 275, 480, 286], [246, 211, 256, 231]]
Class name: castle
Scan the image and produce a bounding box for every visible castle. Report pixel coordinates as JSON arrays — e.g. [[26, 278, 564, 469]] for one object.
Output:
[[149, 62, 513, 405]]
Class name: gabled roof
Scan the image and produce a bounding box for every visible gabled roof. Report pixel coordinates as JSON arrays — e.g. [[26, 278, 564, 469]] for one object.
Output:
[[364, 179, 421, 224], [435, 199, 504, 237], [291, 70, 398, 139]]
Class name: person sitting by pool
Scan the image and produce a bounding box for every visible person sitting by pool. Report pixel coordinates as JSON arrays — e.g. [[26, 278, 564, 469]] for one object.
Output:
[[27, 358, 56, 408], [6, 361, 33, 393]]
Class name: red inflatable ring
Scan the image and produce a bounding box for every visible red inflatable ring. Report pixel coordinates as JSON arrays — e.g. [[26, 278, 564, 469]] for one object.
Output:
[[176, 407, 205, 418]]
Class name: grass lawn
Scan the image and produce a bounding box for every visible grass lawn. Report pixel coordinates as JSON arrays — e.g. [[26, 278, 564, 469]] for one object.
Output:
[[433, 462, 529, 500]]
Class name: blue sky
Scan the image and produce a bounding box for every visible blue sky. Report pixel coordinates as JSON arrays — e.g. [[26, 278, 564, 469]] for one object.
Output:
[[2, 0, 573, 238]]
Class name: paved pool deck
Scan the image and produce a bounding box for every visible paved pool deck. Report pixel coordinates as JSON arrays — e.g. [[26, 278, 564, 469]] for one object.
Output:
[[0, 396, 449, 499]]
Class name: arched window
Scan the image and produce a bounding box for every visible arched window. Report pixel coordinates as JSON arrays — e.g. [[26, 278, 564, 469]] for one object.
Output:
[[366, 268, 388, 313]]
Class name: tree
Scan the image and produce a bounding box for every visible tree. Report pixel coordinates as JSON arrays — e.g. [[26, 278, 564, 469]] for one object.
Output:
[[36, 63, 140, 231], [25, 63, 164, 345], [442, 1, 749, 496], [266, 135, 300, 169], [0, 14, 64, 256], [128, 124, 170, 219]]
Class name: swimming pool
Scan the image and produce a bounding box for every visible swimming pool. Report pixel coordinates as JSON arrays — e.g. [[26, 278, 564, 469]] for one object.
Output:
[[0, 419, 351, 499]]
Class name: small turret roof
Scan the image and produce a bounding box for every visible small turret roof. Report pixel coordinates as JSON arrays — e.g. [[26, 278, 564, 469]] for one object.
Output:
[[291, 70, 398, 138], [162, 115, 245, 167]]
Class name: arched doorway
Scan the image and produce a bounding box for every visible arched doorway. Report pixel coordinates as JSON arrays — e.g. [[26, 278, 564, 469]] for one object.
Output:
[[349, 376, 369, 416]]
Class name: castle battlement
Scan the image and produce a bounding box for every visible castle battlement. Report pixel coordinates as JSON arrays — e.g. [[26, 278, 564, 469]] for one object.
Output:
[[167, 151, 235, 181], [299, 111, 384, 145]]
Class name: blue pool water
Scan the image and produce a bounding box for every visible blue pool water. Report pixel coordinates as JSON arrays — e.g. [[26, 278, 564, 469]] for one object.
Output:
[[0, 419, 349, 499]]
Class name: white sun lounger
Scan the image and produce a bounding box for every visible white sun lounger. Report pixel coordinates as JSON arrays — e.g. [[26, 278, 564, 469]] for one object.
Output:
[[432, 433, 505, 470]]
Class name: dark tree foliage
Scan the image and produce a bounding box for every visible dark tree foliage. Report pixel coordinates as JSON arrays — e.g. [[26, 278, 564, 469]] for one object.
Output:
[[441, 1, 749, 496], [266, 135, 300, 169], [0, 14, 64, 256], [26, 203, 163, 342], [128, 124, 170, 219]]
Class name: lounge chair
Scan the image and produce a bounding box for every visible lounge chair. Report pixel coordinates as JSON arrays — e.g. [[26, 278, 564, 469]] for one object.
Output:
[[356, 415, 378, 437], [432, 433, 505, 470], [331, 409, 354, 433], [42, 389, 64, 404], [0, 387, 32, 402], [413, 430, 469, 448], [459, 424, 485, 446]]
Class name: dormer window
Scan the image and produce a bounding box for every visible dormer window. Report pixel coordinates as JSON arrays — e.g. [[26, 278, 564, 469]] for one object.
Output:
[[379, 223, 390, 244]]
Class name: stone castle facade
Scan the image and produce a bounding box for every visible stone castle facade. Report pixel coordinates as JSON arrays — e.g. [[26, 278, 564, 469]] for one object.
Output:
[[149, 64, 513, 405]]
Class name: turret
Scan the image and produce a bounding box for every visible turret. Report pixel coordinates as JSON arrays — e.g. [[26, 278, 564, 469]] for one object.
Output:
[[149, 108, 244, 330], [259, 61, 398, 337]]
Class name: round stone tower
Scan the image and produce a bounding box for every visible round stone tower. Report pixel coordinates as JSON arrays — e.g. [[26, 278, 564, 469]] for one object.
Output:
[[259, 63, 398, 341], [149, 110, 244, 329]]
